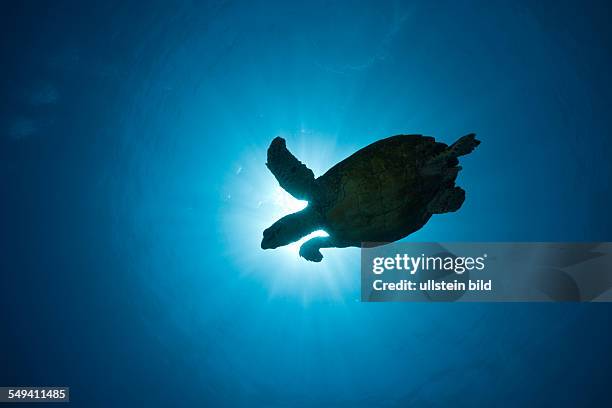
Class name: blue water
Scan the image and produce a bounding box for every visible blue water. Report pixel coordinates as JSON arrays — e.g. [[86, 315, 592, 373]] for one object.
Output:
[[2, 1, 612, 406]]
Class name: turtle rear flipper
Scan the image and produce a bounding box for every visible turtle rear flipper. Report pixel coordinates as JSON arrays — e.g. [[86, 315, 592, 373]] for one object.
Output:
[[422, 133, 479, 176], [266, 137, 315, 201], [448, 133, 480, 157], [428, 187, 465, 214]]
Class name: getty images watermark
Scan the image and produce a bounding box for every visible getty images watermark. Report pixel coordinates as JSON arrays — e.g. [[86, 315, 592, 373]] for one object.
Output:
[[361, 243, 612, 302]]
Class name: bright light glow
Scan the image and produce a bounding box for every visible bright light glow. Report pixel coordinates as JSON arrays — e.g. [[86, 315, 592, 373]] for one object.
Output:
[[287, 229, 330, 254], [269, 186, 330, 254], [271, 186, 308, 214], [220, 131, 361, 303]]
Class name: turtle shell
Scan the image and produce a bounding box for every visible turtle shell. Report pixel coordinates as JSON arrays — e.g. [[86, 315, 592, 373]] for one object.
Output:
[[313, 135, 449, 243]]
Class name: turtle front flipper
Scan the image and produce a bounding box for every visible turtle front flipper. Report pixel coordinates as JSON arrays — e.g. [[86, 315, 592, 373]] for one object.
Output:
[[299, 236, 334, 262], [299, 237, 356, 262], [266, 137, 315, 201]]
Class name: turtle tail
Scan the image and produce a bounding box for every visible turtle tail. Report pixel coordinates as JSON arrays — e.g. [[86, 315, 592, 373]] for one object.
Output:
[[448, 133, 480, 158]]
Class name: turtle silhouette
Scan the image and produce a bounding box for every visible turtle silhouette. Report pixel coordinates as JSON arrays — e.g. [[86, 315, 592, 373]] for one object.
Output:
[[261, 133, 480, 262]]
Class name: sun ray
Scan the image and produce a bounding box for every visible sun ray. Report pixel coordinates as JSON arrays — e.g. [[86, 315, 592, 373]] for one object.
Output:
[[220, 131, 359, 304]]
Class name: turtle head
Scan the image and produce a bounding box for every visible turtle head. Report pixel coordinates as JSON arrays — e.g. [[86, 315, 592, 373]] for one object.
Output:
[[261, 210, 317, 250]]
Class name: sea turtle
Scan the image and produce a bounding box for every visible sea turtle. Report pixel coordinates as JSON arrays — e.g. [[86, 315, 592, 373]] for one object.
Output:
[[261, 133, 480, 262]]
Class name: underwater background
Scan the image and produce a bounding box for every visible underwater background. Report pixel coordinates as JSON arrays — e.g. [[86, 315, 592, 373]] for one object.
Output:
[[2, 0, 612, 406]]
